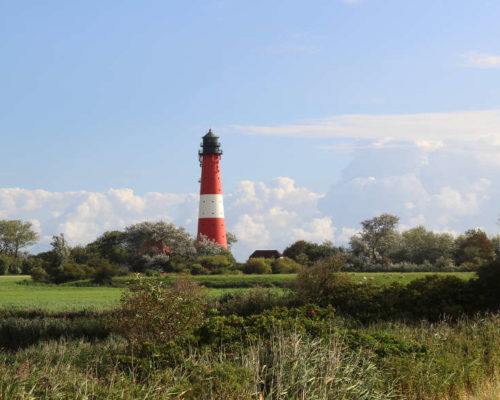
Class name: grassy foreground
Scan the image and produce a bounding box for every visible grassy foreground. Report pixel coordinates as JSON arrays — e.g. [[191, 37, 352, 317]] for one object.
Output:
[[0, 272, 475, 311], [0, 313, 498, 399]]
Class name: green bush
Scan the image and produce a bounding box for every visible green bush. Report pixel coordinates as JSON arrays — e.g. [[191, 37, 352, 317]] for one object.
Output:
[[190, 263, 210, 275], [8, 263, 22, 274], [295, 257, 352, 306], [111, 279, 206, 350], [242, 257, 272, 274], [88, 258, 120, 285], [30, 266, 49, 282], [217, 287, 299, 316], [0, 255, 9, 275], [53, 262, 89, 284], [198, 255, 232, 274], [21, 257, 41, 274], [271, 257, 302, 274]]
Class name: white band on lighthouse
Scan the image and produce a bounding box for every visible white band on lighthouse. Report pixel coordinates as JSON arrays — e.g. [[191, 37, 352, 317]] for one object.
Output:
[[198, 194, 225, 218]]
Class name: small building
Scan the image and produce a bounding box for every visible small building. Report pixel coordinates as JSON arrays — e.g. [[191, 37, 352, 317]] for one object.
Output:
[[249, 250, 282, 259]]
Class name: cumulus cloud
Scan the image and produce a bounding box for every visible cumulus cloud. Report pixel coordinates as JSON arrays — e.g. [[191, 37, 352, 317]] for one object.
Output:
[[462, 52, 500, 69], [0, 178, 332, 260], [0, 187, 198, 251]]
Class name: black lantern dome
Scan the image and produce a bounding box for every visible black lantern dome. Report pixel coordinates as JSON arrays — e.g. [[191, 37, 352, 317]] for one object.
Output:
[[199, 129, 222, 156]]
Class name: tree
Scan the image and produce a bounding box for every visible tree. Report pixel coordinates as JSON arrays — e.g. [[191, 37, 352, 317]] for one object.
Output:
[[122, 221, 196, 271], [226, 232, 238, 250], [395, 226, 455, 264], [0, 220, 39, 263], [196, 234, 227, 256], [283, 240, 343, 264], [51, 233, 71, 266], [491, 235, 500, 259], [283, 240, 309, 261], [351, 214, 400, 263], [454, 229, 495, 267], [86, 230, 129, 265]]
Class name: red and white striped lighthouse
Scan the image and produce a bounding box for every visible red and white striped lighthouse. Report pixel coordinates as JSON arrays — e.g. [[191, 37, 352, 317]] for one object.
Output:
[[197, 129, 227, 248]]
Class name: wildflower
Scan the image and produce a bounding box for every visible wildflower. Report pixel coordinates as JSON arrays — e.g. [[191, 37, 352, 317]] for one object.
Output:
[[310, 310, 315, 315], [227, 352, 234, 356]]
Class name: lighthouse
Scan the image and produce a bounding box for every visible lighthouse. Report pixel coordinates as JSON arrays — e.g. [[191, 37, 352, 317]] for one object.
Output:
[[197, 129, 227, 248]]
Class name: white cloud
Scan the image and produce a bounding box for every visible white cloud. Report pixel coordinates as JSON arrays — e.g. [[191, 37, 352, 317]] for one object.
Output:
[[231, 110, 500, 144], [291, 217, 336, 243], [1, 156, 499, 261], [0, 179, 328, 260], [462, 52, 500, 69]]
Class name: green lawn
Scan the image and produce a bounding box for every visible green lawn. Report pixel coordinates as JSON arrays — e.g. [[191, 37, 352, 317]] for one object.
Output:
[[0, 272, 476, 311], [0, 275, 122, 311], [348, 271, 476, 285]]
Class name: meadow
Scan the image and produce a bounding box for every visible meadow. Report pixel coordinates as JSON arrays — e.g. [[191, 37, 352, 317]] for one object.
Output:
[[0, 272, 475, 311]]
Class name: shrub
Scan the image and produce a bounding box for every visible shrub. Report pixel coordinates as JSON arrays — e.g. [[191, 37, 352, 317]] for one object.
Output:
[[198, 255, 232, 274], [112, 279, 206, 350], [476, 258, 500, 309], [242, 258, 272, 274], [8, 262, 22, 274], [295, 257, 352, 306], [190, 263, 210, 275], [20, 257, 42, 274], [217, 287, 299, 316], [271, 257, 302, 274], [30, 266, 49, 282], [0, 255, 9, 275], [53, 262, 89, 284], [89, 258, 120, 285]]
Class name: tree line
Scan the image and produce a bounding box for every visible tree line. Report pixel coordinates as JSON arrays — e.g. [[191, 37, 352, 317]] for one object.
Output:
[[284, 214, 499, 272], [0, 213, 498, 283]]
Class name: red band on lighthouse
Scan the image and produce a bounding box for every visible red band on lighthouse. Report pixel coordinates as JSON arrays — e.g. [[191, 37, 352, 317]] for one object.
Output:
[[197, 130, 227, 248]]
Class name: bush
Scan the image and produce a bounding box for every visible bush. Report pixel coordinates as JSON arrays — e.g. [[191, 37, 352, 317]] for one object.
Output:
[[198, 255, 232, 274], [8, 263, 22, 274], [271, 257, 302, 274], [217, 287, 299, 316], [30, 266, 49, 282], [53, 262, 89, 284], [21, 257, 42, 274], [89, 258, 120, 285], [295, 257, 352, 306], [242, 258, 272, 274], [476, 258, 500, 309], [0, 255, 9, 275], [112, 279, 206, 350], [190, 263, 210, 275]]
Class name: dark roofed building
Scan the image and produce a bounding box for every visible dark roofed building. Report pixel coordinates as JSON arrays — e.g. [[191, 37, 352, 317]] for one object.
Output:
[[249, 250, 282, 259]]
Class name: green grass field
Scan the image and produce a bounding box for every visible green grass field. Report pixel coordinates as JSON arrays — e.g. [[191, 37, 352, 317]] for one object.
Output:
[[0, 272, 476, 311]]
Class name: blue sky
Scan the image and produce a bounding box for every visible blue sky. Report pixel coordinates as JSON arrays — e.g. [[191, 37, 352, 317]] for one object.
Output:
[[1, 1, 499, 259]]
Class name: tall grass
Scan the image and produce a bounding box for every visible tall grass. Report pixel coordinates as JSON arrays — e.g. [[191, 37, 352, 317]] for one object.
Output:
[[1, 314, 498, 399], [0, 334, 401, 400]]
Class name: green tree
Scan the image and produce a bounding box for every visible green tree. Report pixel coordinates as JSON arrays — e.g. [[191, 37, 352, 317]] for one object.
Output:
[[0, 220, 39, 263], [395, 226, 455, 264], [350, 214, 400, 263], [86, 230, 129, 265], [283, 240, 343, 264], [455, 229, 495, 267], [51, 233, 71, 266], [491, 235, 500, 259]]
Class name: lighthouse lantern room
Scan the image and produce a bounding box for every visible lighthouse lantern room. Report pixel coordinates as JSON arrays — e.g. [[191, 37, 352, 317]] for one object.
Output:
[[197, 130, 227, 248]]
